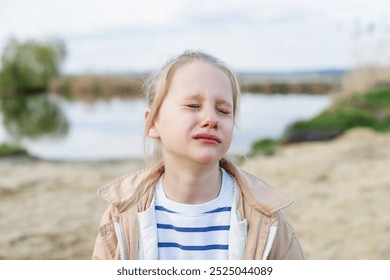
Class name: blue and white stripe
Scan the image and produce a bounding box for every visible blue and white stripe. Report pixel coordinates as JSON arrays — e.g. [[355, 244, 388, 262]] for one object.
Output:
[[155, 168, 235, 260]]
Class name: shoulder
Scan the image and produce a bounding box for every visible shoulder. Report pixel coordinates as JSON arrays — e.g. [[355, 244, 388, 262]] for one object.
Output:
[[97, 163, 164, 212], [221, 159, 293, 216]]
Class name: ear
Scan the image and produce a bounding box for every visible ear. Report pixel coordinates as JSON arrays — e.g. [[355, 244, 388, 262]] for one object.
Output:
[[144, 108, 160, 139]]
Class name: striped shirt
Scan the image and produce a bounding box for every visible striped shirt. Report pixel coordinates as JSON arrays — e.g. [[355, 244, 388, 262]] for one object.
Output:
[[155, 168, 234, 260]]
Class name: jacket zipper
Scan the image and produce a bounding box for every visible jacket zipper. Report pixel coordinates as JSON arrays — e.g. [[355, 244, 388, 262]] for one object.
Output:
[[113, 217, 126, 260], [262, 225, 278, 260]]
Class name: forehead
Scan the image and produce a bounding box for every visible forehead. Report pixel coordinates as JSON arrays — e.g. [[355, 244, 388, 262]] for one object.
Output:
[[167, 61, 233, 100]]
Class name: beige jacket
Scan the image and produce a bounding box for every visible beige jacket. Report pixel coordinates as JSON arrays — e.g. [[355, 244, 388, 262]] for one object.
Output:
[[92, 159, 304, 260]]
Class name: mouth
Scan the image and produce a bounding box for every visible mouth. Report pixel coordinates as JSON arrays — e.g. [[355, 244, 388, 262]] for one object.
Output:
[[193, 133, 221, 144]]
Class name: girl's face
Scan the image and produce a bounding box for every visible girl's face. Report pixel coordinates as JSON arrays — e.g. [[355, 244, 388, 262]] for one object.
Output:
[[147, 61, 234, 166]]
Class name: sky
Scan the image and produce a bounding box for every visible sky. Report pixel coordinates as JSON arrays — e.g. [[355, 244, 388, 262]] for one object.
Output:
[[1, 0, 389, 74]]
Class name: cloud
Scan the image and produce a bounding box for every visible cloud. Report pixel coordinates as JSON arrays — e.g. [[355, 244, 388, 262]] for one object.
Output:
[[1, 0, 389, 72]]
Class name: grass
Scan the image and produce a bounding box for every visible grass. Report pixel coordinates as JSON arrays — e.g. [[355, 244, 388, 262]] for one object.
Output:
[[250, 86, 390, 155], [250, 138, 279, 156], [290, 87, 389, 132]]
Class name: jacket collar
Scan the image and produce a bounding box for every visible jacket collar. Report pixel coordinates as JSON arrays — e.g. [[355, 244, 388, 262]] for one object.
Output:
[[97, 159, 293, 216], [220, 159, 293, 216]]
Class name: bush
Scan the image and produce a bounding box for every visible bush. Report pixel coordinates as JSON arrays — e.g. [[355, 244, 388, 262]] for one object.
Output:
[[282, 87, 390, 143], [250, 138, 278, 156], [0, 143, 27, 156]]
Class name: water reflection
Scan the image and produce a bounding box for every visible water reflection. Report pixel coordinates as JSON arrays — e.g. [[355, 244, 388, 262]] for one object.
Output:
[[0, 93, 330, 160], [0, 94, 69, 142]]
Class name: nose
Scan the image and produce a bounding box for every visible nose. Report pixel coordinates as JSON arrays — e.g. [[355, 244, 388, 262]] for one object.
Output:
[[201, 119, 218, 129], [200, 108, 219, 129]]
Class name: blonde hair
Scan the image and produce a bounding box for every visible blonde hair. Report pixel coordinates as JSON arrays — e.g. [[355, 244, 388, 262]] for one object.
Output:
[[144, 50, 241, 162]]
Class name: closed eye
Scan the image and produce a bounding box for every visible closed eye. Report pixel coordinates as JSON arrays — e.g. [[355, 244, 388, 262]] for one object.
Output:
[[187, 104, 201, 109], [217, 108, 231, 115]]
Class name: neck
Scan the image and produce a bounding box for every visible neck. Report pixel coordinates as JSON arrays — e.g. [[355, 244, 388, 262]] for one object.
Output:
[[161, 159, 222, 204]]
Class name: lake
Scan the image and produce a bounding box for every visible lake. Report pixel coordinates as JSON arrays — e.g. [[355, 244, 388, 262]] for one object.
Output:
[[0, 93, 330, 161]]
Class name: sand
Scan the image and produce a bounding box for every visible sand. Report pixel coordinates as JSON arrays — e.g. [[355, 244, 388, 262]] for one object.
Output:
[[0, 128, 389, 259], [241, 128, 390, 259]]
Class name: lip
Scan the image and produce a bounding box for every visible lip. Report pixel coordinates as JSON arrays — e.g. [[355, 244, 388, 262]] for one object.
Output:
[[193, 133, 221, 144]]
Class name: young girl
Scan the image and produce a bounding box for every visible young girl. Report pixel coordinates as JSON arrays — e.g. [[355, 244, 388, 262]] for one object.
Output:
[[92, 51, 304, 260]]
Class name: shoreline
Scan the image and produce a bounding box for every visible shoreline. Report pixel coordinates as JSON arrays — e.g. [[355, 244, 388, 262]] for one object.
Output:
[[1, 128, 389, 259], [0, 153, 145, 163]]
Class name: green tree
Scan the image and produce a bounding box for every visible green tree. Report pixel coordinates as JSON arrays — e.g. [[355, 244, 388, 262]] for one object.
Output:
[[0, 38, 66, 92], [0, 94, 69, 142]]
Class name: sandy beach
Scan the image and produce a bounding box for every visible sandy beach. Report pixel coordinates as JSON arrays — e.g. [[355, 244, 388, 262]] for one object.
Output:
[[0, 128, 389, 259]]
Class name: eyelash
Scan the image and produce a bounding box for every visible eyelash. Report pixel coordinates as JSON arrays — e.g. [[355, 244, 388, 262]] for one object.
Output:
[[187, 104, 200, 109], [186, 104, 230, 115], [218, 109, 230, 115]]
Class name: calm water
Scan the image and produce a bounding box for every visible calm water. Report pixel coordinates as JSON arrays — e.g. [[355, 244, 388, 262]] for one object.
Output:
[[0, 93, 330, 160]]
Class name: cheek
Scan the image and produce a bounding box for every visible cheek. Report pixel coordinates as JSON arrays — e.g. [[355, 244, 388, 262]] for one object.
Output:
[[226, 128, 234, 143], [223, 119, 234, 135], [155, 110, 187, 136]]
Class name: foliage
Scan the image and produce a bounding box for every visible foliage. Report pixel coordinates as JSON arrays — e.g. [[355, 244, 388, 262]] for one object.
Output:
[[0, 38, 66, 92], [0, 94, 69, 141], [48, 74, 145, 100], [249, 87, 390, 156], [250, 138, 279, 156], [282, 87, 390, 142], [0, 142, 27, 156]]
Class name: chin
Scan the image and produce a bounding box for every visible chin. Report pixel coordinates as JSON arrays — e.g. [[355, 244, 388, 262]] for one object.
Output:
[[193, 153, 224, 165]]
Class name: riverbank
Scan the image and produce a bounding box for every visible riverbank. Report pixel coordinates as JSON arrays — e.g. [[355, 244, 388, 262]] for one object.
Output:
[[0, 157, 146, 259], [47, 70, 343, 99], [242, 128, 390, 259], [0, 128, 389, 259]]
